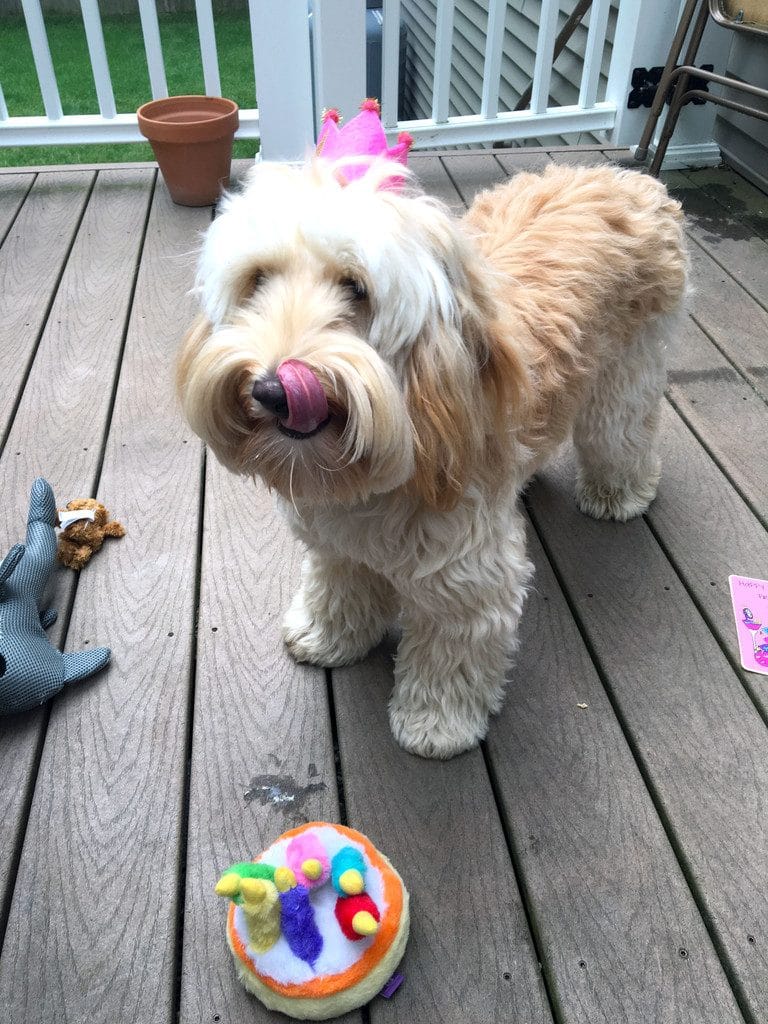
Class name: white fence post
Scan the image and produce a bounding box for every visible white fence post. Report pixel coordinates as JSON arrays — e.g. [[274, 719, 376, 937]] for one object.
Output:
[[431, 0, 455, 124], [529, 0, 559, 114], [194, 0, 222, 97], [312, 0, 366, 129], [20, 0, 63, 121], [80, 0, 117, 119], [481, 0, 508, 121], [381, 0, 401, 128], [604, 0, 731, 164], [249, 0, 314, 161], [137, 0, 169, 99], [578, 0, 612, 109]]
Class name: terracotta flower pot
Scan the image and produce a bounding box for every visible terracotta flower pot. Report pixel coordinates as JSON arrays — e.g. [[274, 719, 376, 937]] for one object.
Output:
[[137, 95, 239, 207]]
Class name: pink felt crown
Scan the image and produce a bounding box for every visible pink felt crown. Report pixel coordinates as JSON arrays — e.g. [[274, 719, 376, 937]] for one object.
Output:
[[316, 98, 413, 187]]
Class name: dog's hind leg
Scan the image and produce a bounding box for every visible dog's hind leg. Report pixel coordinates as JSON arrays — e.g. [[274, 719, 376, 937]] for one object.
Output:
[[573, 309, 680, 522], [283, 550, 398, 667]]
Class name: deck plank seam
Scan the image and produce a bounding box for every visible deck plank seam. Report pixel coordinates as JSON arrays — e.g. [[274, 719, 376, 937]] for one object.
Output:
[[0, 171, 97, 461], [87, 169, 159, 490], [326, 668, 350, 827], [0, 705, 51, 959], [521, 495, 754, 1024], [643, 494, 768, 736], [0, 172, 37, 252], [171, 202, 214, 1024], [437, 155, 467, 208], [171, 443, 208, 1024], [685, 229, 768, 319], [685, 310, 768, 407], [481, 741, 564, 1024], [664, 390, 768, 533]]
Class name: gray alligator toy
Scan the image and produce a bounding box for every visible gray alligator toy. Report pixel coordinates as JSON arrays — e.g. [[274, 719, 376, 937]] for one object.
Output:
[[0, 478, 111, 716]]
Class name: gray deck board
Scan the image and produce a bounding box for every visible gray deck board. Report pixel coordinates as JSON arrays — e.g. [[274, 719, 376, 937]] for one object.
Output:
[[665, 170, 768, 312], [179, 463, 352, 1024], [681, 243, 768, 401], [651, 402, 768, 716], [0, 168, 154, 958], [0, 173, 34, 245], [333, 645, 552, 1024], [0, 151, 766, 1024], [488, 524, 745, 1024], [408, 153, 465, 212], [0, 173, 205, 1024], [667, 314, 768, 523], [526, 455, 768, 1022], [0, 171, 94, 453], [680, 166, 768, 245], [495, 150, 552, 176], [440, 152, 509, 200]]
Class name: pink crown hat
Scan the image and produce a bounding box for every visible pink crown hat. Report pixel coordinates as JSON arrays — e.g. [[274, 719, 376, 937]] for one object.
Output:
[[316, 98, 414, 188]]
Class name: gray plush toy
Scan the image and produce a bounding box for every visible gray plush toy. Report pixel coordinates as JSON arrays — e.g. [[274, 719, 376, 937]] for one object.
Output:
[[0, 478, 111, 716]]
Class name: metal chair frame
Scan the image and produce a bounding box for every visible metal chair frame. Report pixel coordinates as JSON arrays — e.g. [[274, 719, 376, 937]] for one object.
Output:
[[634, 0, 768, 175]]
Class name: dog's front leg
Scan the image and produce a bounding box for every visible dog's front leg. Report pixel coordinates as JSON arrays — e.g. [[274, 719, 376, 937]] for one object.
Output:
[[283, 550, 398, 668], [389, 522, 532, 759]]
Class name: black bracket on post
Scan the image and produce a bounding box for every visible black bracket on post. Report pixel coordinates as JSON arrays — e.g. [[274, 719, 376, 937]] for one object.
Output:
[[628, 64, 713, 109]]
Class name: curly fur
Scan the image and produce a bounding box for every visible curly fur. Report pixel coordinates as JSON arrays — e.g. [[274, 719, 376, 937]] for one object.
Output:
[[177, 158, 687, 759]]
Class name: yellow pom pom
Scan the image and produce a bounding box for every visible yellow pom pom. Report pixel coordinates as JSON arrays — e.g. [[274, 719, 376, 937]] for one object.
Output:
[[352, 910, 379, 936], [240, 878, 281, 954], [339, 868, 364, 895], [240, 878, 268, 904], [274, 866, 298, 892], [301, 858, 323, 881], [214, 872, 240, 899]]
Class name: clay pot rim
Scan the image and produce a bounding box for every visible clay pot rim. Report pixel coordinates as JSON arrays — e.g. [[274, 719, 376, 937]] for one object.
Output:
[[137, 95, 239, 145]]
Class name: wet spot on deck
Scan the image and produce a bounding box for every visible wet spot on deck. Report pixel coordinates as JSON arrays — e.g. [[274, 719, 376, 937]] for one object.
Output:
[[244, 772, 326, 812], [670, 179, 768, 243]]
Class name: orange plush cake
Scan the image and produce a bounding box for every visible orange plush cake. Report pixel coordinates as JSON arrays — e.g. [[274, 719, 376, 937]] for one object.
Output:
[[215, 823, 410, 1020]]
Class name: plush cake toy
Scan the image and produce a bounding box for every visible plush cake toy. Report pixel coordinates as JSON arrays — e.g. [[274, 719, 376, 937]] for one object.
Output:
[[215, 823, 409, 1019]]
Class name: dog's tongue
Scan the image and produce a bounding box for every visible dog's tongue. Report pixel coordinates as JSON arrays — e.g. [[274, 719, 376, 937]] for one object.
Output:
[[276, 360, 329, 434]]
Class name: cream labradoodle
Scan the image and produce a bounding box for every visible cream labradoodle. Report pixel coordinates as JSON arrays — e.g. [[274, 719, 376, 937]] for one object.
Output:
[[177, 159, 687, 759]]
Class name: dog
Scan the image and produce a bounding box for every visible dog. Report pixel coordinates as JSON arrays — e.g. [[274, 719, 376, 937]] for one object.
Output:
[[177, 157, 687, 759]]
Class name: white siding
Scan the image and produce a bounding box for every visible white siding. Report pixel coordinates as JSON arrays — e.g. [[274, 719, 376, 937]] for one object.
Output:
[[400, 0, 618, 146], [713, 32, 768, 193]]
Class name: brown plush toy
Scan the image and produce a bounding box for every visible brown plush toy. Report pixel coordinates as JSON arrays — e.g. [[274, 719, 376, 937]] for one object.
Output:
[[56, 499, 126, 571]]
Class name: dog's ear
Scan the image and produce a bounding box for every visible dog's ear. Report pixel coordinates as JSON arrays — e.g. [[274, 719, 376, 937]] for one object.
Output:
[[405, 232, 528, 511]]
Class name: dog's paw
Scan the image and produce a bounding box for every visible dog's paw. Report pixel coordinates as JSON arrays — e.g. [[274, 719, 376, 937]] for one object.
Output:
[[576, 469, 660, 523], [282, 591, 381, 668], [388, 697, 487, 760]]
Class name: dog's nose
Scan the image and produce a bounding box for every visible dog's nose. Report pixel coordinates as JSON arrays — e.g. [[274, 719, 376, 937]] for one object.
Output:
[[252, 375, 289, 420]]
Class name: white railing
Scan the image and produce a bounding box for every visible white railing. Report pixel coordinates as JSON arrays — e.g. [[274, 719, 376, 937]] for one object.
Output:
[[0, 0, 262, 147], [0, 0, 722, 162], [376, 0, 617, 147]]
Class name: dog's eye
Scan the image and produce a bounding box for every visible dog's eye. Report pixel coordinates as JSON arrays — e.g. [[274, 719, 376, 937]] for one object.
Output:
[[340, 277, 367, 301]]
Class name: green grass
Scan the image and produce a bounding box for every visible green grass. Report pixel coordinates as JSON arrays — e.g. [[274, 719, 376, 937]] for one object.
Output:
[[0, 12, 259, 167]]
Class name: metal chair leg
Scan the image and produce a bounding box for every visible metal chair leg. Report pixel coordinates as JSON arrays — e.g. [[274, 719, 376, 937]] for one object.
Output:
[[647, 0, 712, 175], [635, 0, 703, 161]]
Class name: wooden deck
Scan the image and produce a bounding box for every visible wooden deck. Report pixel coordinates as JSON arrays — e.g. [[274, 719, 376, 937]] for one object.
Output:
[[0, 148, 767, 1024]]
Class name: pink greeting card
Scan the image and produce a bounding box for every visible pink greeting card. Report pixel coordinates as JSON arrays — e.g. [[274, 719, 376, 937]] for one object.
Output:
[[729, 575, 768, 676]]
